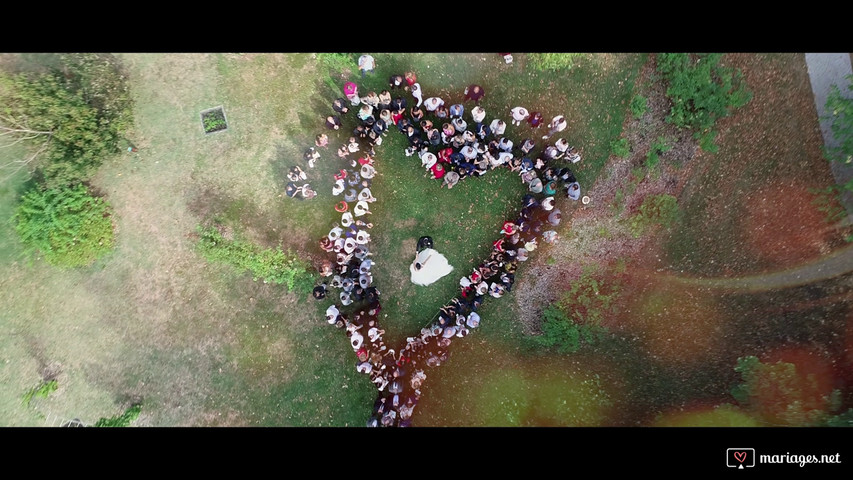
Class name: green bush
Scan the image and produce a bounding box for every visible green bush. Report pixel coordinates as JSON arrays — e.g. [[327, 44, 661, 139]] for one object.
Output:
[[645, 136, 671, 170], [316, 53, 355, 77], [196, 225, 315, 294], [0, 54, 134, 188], [528, 53, 584, 72], [629, 193, 678, 238], [94, 404, 142, 427], [22, 379, 58, 406], [15, 184, 115, 268], [656, 53, 751, 152], [731, 356, 844, 427], [611, 138, 630, 158], [535, 269, 615, 353], [630, 94, 648, 119], [824, 74, 853, 166]]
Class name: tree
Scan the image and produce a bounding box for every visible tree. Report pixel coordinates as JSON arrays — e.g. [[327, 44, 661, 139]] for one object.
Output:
[[656, 53, 751, 152], [731, 356, 840, 426], [824, 74, 853, 170], [0, 53, 133, 187]]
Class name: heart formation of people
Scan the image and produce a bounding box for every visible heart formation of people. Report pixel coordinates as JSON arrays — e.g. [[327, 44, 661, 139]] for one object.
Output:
[[302, 57, 585, 427]]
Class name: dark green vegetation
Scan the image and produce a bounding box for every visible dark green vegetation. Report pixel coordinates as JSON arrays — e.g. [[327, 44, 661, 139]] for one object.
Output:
[[534, 268, 616, 354], [611, 137, 630, 158], [316, 53, 355, 77], [1, 54, 131, 268], [731, 356, 851, 427], [644, 135, 671, 171], [15, 184, 114, 267], [0, 53, 133, 188], [824, 73, 853, 169], [656, 53, 752, 153], [196, 224, 314, 293], [527, 53, 585, 72], [630, 94, 648, 119], [93, 403, 142, 427]]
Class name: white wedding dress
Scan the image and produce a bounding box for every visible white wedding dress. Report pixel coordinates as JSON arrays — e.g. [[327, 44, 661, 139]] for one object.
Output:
[[410, 248, 454, 286]]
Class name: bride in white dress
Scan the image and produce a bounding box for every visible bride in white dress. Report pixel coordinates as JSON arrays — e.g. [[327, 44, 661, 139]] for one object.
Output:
[[410, 248, 453, 286]]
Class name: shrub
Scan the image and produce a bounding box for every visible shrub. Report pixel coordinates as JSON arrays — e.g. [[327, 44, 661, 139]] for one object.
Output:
[[629, 193, 678, 238], [824, 74, 853, 166], [0, 54, 134, 188], [22, 379, 58, 406], [656, 53, 751, 152], [94, 404, 142, 427], [611, 138, 630, 158], [528, 53, 584, 72], [731, 356, 843, 427], [15, 184, 115, 268], [630, 94, 648, 119], [645, 136, 671, 170], [316, 53, 355, 77], [535, 268, 615, 353], [196, 225, 315, 294]]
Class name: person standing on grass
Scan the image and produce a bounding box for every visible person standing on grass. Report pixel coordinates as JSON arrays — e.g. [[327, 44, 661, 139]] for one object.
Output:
[[510, 106, 529, 126], [326, 115, 342, 130], [315, 133, 330, 148], [435, 104, 449, 119], [543, 114, 567, 139], [471, 105, 486, 125], [404, 71, 417, 89], [411, 83, 424, 107], [358, 54, 376, 77], [489, 118, 506, 136], [528, 111, 544, 129], [424, 96, 445, 112], [344, 82, 360, 106], [565, 181, 581, 201], [464, 84, 485, 103], [333, 97, 349, 115], [441, 170, 460, 189], [389, 73, 405, 89]]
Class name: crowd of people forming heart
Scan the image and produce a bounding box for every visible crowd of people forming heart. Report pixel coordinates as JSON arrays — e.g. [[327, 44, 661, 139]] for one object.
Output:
[[299, 55, 585, 426]]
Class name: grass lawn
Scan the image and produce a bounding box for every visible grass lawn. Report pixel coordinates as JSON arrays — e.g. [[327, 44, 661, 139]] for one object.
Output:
[[0, 53, 645, 426]]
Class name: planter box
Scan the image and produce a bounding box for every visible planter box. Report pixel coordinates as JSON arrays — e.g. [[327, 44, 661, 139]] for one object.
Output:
[[201, 106, 228, 134]]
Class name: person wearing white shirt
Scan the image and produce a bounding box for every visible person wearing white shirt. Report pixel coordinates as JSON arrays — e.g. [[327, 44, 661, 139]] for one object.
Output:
[[510, 106, 529, 126], [452, 117, 467, 133], [424, 97, 444, 112], [358, 54, 376, 77], [489, 119, 506, 136], [411, 83, 423, 107], [543, 115, 567, 139], [470, 105, 486, 124]]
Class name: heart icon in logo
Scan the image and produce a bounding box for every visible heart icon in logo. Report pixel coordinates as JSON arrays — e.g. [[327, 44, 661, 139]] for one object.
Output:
[[734, 451, 747, 463]]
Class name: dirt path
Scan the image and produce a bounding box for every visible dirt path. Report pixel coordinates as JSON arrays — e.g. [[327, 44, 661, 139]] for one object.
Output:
[[661, 242, 853, 292]]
